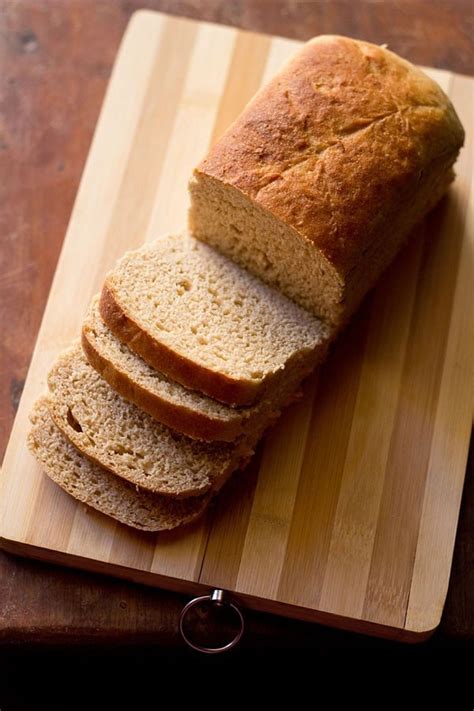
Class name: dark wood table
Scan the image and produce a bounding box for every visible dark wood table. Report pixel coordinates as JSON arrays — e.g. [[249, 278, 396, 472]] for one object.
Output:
[[1, 0, 473, 665]]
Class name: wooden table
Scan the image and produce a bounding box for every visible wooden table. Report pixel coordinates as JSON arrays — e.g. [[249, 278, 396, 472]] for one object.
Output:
[[1, 0, 473, 650]]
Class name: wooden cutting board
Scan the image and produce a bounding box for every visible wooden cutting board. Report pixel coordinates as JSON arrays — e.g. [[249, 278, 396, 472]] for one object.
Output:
[[0, 10, 472, 641]]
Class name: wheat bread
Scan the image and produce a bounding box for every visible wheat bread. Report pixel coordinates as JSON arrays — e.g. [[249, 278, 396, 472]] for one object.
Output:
[[46, 344, 261, 498], [189, 35, 464, 325], [83, 296, 317, 441], [28, 399, 211, 532], [100, 233, 330, 406]]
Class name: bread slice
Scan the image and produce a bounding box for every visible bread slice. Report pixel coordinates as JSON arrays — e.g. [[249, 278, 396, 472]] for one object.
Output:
[[189, 35, 464, 326], [46, 344, 256, 499], [82, 296, 317, 442], [100, 233, 330, 406], [28, 398, 211, 532]]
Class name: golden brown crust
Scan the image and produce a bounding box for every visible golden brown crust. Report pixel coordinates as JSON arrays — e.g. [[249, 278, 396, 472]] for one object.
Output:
[[81, 327, 243, 442], [197, 35, 464, 279], [99, 282, 264, 406]]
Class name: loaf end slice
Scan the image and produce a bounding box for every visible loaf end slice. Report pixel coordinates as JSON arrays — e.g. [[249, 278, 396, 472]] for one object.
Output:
[[190, 35, 465, 325], [28, 398, 211, 532], [47, 344, 253, 498], [100, 234, 331, 406]]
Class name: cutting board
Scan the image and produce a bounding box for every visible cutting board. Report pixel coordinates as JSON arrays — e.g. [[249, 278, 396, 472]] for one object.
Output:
[[0, 11, 472, 641]]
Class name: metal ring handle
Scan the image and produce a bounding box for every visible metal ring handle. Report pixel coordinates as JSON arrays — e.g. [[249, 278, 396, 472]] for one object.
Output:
[[179, 589, 244, 654]]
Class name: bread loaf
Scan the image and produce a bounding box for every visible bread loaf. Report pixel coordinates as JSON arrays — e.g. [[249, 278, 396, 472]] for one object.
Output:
[[189, 35, 464, 325]]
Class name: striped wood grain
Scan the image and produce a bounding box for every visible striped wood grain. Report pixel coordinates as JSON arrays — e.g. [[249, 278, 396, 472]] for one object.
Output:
[[0, 11, 472, 639]]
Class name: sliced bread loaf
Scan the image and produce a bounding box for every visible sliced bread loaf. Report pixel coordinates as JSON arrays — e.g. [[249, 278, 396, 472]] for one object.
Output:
[[100, 233, 330, 406], [28, 398, 210, 531], [82, 296, 316, 442], [46, 344, 254, 499], [189, 36, 464, 326]]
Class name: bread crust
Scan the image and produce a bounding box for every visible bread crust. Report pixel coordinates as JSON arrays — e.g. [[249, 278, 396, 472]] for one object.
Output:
[[81, 326, 243, 442], [195, 35, 464, 281], [100, 281, 275, 406]]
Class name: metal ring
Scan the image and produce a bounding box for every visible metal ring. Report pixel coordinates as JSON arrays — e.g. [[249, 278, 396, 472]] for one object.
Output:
[[179, 589, 244, 654]]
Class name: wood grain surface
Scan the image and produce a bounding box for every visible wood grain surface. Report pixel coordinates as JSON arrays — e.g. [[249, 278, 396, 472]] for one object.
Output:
[[0, 10, 472, 642], [0, 0, 473, 647]]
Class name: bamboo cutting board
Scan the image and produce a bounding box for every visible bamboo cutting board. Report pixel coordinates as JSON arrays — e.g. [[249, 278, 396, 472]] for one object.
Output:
[[0, 11, 472, 640]]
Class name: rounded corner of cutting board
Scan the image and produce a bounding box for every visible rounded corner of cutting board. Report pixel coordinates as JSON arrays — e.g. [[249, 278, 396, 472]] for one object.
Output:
[[403, 608, 444, 641]]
